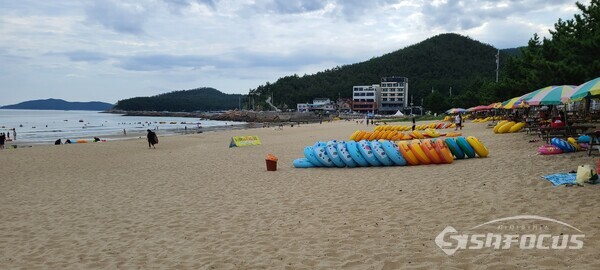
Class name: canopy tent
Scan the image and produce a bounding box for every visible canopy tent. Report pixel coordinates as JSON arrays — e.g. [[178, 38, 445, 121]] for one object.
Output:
[[393, 110, 404, 116]]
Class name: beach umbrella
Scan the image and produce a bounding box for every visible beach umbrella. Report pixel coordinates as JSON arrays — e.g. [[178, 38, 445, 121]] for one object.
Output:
[[446, 108, 467, 114], [488, 102, 503, 109], [521, 86, 554, 102], [502, 97, 528, 109], [568, 77, 600, 101], [525, 85, 576, 105], [469, 105, 492, 112]]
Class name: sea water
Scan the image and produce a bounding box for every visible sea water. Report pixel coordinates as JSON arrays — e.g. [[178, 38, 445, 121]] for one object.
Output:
[[0, 109, 244, 143]]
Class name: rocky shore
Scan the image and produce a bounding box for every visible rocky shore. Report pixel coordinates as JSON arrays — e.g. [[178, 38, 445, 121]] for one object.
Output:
[[104, 109, 326, 123]]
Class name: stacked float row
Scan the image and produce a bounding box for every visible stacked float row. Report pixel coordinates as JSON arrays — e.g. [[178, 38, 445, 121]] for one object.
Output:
[[472, 116, 503, 123], [538, 136, 593, 155], [349, 129, 462, 141], [375, 123, 455, 132], [493, 120, 526, 133], [293, 137, 489, 168]]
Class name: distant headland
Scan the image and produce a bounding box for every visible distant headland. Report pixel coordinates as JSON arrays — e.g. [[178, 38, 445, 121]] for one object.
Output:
[[1, 98, 114, 111]]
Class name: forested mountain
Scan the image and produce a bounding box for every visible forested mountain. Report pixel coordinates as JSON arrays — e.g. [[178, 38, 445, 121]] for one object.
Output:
[[250, 33, 510, 112], [250, 0, 599, 113], [1, 99, 113, 111], [114, 87, 243, 112]]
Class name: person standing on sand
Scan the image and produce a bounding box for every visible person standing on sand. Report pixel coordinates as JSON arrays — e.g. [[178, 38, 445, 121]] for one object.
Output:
[[412, 115, 416, 131], [0, 133, 5, 149], [147, 129, 158, 149], [455, 113, 463, 131], [12, 129, 16, 141]]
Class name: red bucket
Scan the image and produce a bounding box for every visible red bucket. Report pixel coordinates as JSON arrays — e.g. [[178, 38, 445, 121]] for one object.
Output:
[[266, 159, 277, 171], [266, 154, 278, 171]]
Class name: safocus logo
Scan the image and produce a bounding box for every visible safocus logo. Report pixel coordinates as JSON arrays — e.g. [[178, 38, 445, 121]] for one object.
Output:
[[435, 215, 585, 255]]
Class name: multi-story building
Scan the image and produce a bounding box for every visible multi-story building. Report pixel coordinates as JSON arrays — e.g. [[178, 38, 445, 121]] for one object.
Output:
[[352, 85, 379, 113], [378, 76, 408, 114], [297, 98, 336, 112]]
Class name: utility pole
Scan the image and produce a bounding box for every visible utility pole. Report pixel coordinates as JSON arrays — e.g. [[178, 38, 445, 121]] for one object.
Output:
[[495, 49, 499, 82]]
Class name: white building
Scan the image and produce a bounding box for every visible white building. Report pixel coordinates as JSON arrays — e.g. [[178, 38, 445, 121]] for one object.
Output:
[[296, 98, 336, 112], [378, 77, 408, 114], [352, 85, 379, 113]]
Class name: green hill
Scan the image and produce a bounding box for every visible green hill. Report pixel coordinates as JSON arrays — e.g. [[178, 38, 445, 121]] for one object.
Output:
[[114, 87, 243, 112], [1, 98, 113, 111], [250, 33, 509, 111]]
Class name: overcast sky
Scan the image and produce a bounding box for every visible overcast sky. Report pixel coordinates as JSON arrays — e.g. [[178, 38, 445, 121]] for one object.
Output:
[[0, 0, 589, 105]]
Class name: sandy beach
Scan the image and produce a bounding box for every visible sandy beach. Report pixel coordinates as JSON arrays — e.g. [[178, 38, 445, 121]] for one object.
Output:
[[1, 120, 600, 269]]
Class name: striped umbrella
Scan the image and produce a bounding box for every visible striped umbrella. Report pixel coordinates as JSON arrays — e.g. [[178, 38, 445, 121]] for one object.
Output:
[[488, 102, 503, 109], [524, 85, 576, 105], [502, 97, 528, 109], [569, 77, 600, 101], [468, 105, 493, 112], [521, 86, 554, 102], [446, 108, 467, 114]]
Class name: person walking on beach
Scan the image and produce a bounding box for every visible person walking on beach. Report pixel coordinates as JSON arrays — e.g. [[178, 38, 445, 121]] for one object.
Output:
[[0, 133, 5, 149], [455, 113, 463, 131], [147, 129, 159, 149]]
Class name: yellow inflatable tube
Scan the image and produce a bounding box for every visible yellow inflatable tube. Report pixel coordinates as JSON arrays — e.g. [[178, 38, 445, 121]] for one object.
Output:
[[498, 122, 515, 133], [466, 136, 489, 157]]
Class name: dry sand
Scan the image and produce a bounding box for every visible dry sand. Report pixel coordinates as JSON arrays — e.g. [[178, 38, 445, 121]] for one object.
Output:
[[1, 120, 600, 269]]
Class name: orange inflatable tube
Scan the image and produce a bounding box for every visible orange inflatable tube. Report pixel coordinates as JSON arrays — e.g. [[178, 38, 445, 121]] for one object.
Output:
[[420, 139, 442, 164], [398, 141, 420, 165], [434, 139, 454, 164], [408, 142, 431, 164]]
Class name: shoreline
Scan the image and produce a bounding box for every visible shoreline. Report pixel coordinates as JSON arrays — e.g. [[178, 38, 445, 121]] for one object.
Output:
[[3, 122, 258, 147]]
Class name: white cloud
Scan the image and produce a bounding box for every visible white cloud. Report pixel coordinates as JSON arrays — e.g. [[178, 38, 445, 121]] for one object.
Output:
[[0, 0, 593, 105]]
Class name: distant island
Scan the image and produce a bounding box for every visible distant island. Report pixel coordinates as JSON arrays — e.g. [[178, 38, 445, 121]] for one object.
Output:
[[1, 98, 114, 111], [113, 87, 243, 112]]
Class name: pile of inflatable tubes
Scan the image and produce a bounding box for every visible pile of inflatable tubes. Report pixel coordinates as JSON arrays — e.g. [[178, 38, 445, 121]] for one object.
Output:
[[538, 136, 591, 155], [472, 117, 503, 123], [349, 129, 462, 141], [293, 136, 489, 168], [493, 120, 526, 134], [374, 123, 455, 132]]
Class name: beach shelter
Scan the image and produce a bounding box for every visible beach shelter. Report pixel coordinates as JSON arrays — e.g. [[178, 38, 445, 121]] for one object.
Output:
[[524, 85, 576, 105], [502, 97, 528, 109], [568, 77, 600, 101], [521, 86, 554, 102], [446, 108, 467, 114], [467, 105, 491, 112], [489, 102, 503, 109], [393, 110, 404, 116]]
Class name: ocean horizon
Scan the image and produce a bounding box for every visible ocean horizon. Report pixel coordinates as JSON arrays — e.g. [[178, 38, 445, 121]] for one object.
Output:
[[0, 109, 245, 144]]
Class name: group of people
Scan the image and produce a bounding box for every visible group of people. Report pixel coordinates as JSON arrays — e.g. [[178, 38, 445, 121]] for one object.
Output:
[[0, 129, 16, 150]]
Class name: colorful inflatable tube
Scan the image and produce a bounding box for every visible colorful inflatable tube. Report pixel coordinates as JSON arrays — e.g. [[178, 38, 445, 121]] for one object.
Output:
[[456, 137, 476, 158]]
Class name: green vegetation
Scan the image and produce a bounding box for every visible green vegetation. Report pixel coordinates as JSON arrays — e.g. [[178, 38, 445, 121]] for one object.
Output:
[[114, 87, 243, 112], [250, 33, 503, 112], [249, 0, 600, 114]]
